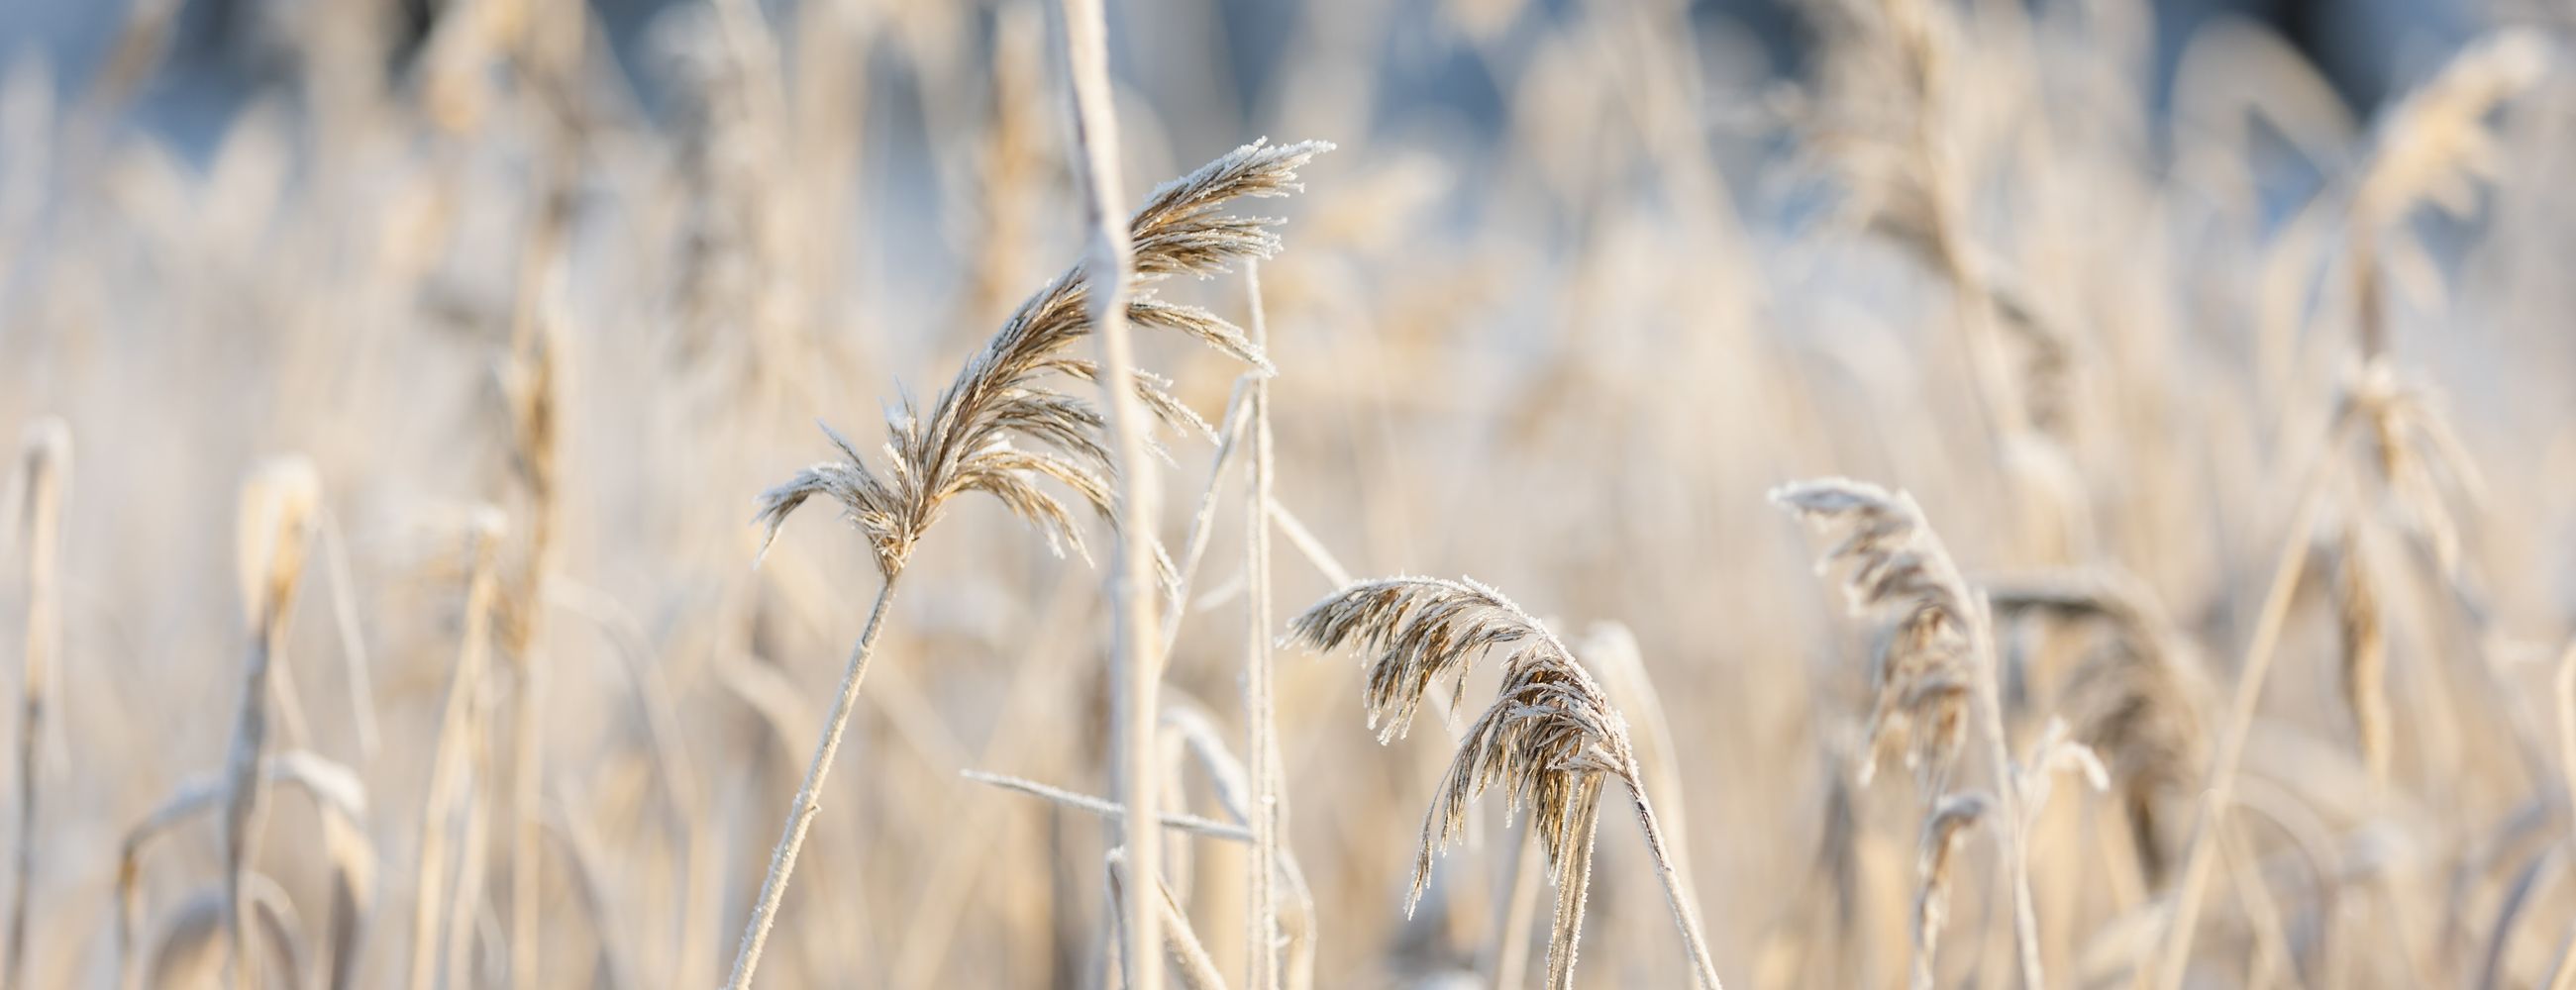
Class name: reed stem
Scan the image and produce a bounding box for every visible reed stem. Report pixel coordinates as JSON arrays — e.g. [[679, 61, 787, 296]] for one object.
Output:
[[723, 576, 901, 990]]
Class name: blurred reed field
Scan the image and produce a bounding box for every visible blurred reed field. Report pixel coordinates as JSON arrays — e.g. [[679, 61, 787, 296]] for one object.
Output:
[[7, 0, 2576, 987]]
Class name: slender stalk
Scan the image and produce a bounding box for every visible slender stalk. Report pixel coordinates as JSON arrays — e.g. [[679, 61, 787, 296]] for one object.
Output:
[[6, 422, 66, 989], [413, 519, 502, 990], [227, 464, 316, 990], [1108, 849, 1228, 990], [444, 742, 492, 985], [506, 156, 570, 990], [1264, 501, 1349, 587], [226, 645, 274, 990], [508, 629, 545, 989], [723, 575, 901, 990], [1242, 261, 1281, 990], [1964, 601, 2043, 990], [1277, 850, 1315, 990], [1160, 380, 1256, 655], [2150, 463, 2334, 990], [2557, 640, 2576, 852], [313, 510, 379, 759], [1051, 0, 1165, 986], [1624, 771, 1724, 989], [961, 769, 1255, 842]]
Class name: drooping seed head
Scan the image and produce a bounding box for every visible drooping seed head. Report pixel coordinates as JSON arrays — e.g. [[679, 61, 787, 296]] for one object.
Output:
[[1287, 576, 1635, 917], [1772, 478, 1986, 787]]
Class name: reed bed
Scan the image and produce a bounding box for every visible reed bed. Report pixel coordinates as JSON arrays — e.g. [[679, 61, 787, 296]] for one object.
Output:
[[4, 1, 2576, 988]]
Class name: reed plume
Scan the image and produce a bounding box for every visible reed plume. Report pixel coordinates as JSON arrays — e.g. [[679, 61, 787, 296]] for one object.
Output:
[[1774, 480, 1978, 789], [2306, 27, 2532, 801], [1987, 568, 2205, 883], [2347, 29, 2547, 360], [2319, 36, 2532, 772], [724, 137, 1327, 990], [1771, 477, 2044, 990], [2148, 41, 2549, 963], [1803, 0, 2071, 445], [749, 139, 1327, 577], [661, 0, 800, 400], [1288, 575, 1724, 990]]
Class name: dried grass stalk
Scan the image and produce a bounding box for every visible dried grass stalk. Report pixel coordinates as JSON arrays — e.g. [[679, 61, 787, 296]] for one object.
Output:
[[2147, 446, 2341, 990], [1163, 697, 1317, 989], [222, 458, 320, 990], [1770, 478, 2042, 990], [1106, 846, 1229, 990], [411, 511, 505, 990], [116, 749, 371, 990], [140, 876, 304, 990], [501, 248, 567, 990], [1288, 576, 1723, 990], [2559, 640, 2576, 846], [962, 768, 1256, 842], [1241, 260, 1285, 990], [5, 418, 68, 988], [726, 138, 1326, 990]]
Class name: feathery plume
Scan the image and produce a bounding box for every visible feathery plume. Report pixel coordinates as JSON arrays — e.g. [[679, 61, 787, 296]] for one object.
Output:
[[1772, 479, 1981, 786], [2347, 31, 2548, 356], [752, 139, 1328, 577], [1288, 576, 1724, 990], [2352, 31, 2548, 235], [1773, 477, 2045, 990], [1988, 568, 2205, 883]]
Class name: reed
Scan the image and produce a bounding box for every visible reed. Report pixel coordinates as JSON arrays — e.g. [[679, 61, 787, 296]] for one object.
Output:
[[1772, 478, 2042, 990], [14, 5, 2576, 988], [1240, 260, 1284, 990], [222, 459, 320, 990], [4, 419, 66, 989], [1288, 575, 1724, 990], [724, 138, 1326, 988], [410, 510, 505, 990]]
